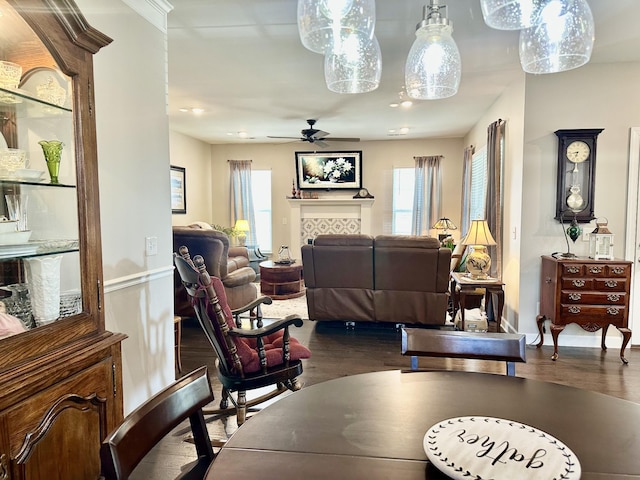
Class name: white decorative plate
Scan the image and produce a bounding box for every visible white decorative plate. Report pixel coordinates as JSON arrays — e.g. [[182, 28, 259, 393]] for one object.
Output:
[[424, 416, 581, 480]]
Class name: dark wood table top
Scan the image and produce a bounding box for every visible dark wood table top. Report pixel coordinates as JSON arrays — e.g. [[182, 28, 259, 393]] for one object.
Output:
[[206, 370, 640, 479]]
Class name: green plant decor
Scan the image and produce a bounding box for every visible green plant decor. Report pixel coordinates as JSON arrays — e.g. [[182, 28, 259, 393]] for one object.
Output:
[[211, 224, 238, 238]]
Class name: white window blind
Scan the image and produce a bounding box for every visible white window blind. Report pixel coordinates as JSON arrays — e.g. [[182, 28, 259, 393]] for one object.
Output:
[[251, 170, 272, 252], [392, 168, 415, 234], [469, 146, 487, 221]]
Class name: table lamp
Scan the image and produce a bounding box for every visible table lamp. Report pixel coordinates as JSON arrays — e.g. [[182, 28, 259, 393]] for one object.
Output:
[[234, 219, 250, 246], [460, 219, 497, 279], [432, 217, 457, 242]]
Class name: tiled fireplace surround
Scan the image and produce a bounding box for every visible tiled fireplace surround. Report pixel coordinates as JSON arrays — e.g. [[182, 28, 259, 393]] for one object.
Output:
[[287, 198, 375, 257]]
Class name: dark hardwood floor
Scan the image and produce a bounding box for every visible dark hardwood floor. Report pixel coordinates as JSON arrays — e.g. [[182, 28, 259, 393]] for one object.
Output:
[[131, 317, 640, 479]]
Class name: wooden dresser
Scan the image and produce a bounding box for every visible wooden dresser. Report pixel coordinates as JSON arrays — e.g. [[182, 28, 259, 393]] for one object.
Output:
[[536, 255, 632, 363]]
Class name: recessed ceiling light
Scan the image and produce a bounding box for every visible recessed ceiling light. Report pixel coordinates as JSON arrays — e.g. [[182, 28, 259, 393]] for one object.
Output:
[[399, 127, 409, 134], [179, 108, 189, 112], [401, 100, 413, 108], [191, 108, 205, 114], [389, 102, 399, 108], [238, 131, 248, 138]]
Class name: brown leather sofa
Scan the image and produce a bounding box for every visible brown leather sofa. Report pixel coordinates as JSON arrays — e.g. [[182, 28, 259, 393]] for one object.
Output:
[[173, 224, 257, 317], [301, 234, 451, 326]]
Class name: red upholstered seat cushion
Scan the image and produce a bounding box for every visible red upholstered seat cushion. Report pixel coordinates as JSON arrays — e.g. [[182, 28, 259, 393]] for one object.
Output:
[[210, 277, 310, 374]]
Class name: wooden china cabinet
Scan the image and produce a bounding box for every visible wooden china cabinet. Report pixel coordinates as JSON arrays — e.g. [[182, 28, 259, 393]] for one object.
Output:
[[0, 1, 126, 478]]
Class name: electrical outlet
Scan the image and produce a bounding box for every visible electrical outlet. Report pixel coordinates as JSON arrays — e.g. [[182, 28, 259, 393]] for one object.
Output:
[[145, 236, 158, 256]]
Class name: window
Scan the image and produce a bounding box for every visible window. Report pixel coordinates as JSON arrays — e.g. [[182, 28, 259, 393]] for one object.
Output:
[[469, 146, 487, 221], [251, 170, 272, 252], [392, 168, 415, 234]]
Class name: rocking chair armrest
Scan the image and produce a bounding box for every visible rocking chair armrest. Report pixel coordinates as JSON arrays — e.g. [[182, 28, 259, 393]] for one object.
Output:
[[230, 295, 273, 316], [228, 315, 304, 339]]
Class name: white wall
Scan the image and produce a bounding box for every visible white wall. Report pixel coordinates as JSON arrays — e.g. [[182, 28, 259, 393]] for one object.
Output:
[[208, 137, 465, 255], [464, 74, 527, 334], [520, 62, 640, 347], [170, 130, 213, 225], [78, 0, 175, 414]]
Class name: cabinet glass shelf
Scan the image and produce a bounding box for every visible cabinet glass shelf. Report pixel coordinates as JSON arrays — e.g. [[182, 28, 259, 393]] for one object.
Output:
[[0, 239, 79, 261], [0, 86, 72, 115]]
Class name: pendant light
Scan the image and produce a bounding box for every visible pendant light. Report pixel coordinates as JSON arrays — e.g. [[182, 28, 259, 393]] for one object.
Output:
[[325, 34, 381, 94], [519, 0, 594, 74], [405, 1, 461, 100], [480, 0, 551, 30], [297, 0, 375, 55]]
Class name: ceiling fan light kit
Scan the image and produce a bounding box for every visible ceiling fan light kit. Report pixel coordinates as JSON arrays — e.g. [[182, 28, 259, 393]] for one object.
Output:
[[519, 0, 594, 74], [405, 1, 461, 100], [325, 34, 381, 94], [297, 0, 375, 55]]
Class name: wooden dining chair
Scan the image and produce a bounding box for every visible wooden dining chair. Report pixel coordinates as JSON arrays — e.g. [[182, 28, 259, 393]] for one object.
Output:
[[100, 366, 215, 480], [401, 328, 526, 376], [174, 246, 311, 425]]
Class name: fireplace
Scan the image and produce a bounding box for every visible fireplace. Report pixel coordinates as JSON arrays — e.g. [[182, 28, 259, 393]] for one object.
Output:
[[287, 198, 374, 258]]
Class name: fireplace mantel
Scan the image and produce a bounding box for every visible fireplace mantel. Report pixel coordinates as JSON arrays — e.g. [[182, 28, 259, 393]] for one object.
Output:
[[287, 197, 374, 257]]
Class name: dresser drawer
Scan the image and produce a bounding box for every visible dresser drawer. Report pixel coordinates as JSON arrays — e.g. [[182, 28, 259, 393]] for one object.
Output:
[[560, 278, 593, 290], [561, 291, 626, 305], [560, 304, 627, 326], [594, 278, 627, 292], [607, 264, 631, 277]]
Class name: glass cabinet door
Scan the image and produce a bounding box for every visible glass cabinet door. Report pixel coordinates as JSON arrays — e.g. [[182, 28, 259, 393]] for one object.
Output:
[[0, 0, 82, 338]]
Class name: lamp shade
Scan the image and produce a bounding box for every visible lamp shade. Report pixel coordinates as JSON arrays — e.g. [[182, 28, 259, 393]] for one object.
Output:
[[234, 219, 250, 232], [461, 219, 497, 246], [297, 0, 375, 55], [480, 0, 550, 30], [325, 34, 381, 94], [405, 4, 461, 100], [519, 0, 594, 74], [432, 217, 458, 231]]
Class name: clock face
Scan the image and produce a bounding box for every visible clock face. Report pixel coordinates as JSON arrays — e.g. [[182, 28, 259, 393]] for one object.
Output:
[[566, 140, 590, 163], [360, 188, 368, 196]]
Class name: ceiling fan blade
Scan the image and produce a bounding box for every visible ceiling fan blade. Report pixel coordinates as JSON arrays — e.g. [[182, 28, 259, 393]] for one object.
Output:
[[312, 130, 330, 139], [313, 139, 330, 148], [325, 137, 360, 142]]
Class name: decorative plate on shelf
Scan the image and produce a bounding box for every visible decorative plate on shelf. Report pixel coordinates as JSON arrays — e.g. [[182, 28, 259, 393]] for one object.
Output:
[[423, 416, 581, 480]]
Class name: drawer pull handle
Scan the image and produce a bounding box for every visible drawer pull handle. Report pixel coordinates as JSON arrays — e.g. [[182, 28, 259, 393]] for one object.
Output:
[[605, 280, 618, 288], [0, 453, 8, 480], [572, 280, 585, 288], [568, 293, 582, 301], [606, 307, 621, 316], [612, 266, 625, 275], [589, 266, 603, 274], [568, 306, 581, 314], [567, 266, 580, 274], [607, 294, 621, 302]]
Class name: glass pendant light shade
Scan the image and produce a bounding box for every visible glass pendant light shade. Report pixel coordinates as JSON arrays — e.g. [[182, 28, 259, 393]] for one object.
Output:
[[298, 0, 375, 54], [325, 34, 381, 94], [480, 0, 551, 30], [405, 4, 461, 100], [519, 0, 594, 74]]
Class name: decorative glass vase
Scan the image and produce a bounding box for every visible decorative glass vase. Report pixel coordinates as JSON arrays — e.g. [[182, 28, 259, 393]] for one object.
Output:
[[38, 140, 64, 184], [25, 255, 63, 326]]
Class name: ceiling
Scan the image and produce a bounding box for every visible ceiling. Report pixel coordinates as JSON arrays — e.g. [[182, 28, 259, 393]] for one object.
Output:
[[167, 0, 640, 146]]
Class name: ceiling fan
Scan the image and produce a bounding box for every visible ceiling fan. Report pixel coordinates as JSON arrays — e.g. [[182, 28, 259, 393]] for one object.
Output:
[[267, 119, 360, 148]]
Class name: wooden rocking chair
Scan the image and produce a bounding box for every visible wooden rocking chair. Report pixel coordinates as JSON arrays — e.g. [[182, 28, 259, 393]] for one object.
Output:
[[174, 246, 311, 425]]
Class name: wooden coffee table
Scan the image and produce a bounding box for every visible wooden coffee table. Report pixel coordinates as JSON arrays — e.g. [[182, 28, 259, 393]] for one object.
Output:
[[259, 260, 305, 300]]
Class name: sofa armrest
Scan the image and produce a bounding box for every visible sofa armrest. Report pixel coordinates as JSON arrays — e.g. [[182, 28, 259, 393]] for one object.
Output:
[[229, 246, 249, 259]]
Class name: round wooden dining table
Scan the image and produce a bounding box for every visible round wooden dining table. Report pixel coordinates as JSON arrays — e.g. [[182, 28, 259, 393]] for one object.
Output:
[[205, 370, 640, 479]]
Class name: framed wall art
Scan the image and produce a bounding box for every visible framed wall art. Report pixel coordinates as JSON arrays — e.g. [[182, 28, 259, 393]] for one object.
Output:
[[295, 151, 362, 190], [170, 165, 186, 214]]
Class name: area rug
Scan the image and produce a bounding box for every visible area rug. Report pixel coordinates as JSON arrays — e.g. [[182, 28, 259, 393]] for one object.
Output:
[[259, 293, 308, 320]]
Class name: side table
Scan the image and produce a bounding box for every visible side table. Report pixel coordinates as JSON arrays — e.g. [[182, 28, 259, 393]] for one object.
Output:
[[259, 260, 305, 300], [450, 272, 505, 333]]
